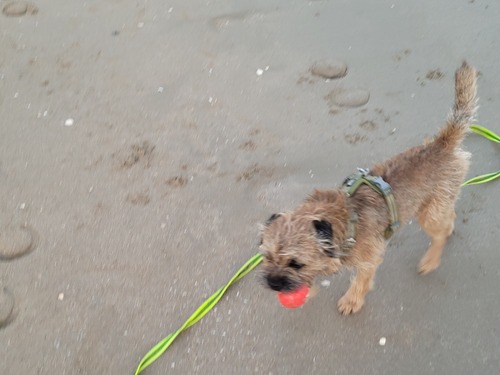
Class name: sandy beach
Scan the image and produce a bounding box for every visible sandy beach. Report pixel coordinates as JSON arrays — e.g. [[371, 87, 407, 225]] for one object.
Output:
[[1, 1, 500, 374]]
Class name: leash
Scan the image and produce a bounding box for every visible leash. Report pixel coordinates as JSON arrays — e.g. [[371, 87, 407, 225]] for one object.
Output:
[[462, 124, 500, 185], [134, 253, 263, 374]]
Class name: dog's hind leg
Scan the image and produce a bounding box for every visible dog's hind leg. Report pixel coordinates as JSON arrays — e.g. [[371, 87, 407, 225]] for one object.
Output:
[[417, 195, 457, 275]]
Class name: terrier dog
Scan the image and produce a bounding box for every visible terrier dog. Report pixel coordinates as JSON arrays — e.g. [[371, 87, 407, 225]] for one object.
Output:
[[260, 62, 477, 315]]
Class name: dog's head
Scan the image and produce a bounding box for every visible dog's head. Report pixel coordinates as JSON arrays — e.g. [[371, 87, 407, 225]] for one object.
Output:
[[259, 195, 346, 292]]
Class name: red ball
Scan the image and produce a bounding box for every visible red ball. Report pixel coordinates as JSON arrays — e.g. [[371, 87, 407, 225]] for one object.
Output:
[[277, 284, 309, 308]]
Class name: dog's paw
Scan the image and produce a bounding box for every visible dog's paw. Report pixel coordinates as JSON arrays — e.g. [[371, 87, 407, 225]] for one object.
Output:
[[418, 253, 441, 275], [337, 294, 364, 315]]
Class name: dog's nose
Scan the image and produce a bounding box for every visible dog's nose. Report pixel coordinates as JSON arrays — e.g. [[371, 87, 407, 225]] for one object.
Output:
[[266, 275, 290, 291]]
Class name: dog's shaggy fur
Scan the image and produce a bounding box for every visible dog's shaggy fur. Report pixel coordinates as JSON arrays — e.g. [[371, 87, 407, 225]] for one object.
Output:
[[260, 62, 478, 315]]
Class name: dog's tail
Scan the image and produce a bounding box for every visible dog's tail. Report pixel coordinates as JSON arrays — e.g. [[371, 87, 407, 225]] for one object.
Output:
[[436, 61, 478, 149]]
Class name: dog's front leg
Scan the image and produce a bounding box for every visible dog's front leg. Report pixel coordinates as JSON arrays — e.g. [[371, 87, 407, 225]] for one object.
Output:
[[337, 246, 384, 315], [337, 267, 376, 315]]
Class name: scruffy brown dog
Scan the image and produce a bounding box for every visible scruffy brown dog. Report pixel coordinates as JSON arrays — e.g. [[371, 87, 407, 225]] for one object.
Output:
[[260, 62, 478, 315]]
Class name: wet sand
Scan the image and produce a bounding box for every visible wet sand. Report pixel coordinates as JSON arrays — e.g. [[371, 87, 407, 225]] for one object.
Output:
[[1, 1, 500, 374]]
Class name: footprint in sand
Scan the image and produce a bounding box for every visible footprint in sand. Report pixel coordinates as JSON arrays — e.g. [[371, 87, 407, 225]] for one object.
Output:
[[310, 61, 348, 79], [117, 141, 155, 169], [0, 223, 38, 328], [325, 87, 370, 108], [0, 287, 15, 329], [2, 1, 38, 17], [0, 224, 38, 261]]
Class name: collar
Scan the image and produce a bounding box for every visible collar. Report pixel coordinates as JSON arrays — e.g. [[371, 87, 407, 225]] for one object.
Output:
[[339, 168, 400, 252]]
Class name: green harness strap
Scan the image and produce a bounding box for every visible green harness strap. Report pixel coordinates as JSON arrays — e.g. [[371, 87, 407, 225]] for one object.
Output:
[[342, 168, 400, 243]]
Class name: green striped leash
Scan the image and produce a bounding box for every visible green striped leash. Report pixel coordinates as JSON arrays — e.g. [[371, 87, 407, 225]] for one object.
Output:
[[462, 125, 500, 186], [135, 253, 263, 374], [135, 125, 498, 374]]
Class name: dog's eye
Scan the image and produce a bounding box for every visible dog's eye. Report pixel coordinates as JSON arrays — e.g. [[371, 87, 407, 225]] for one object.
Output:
[[288, 259, 304, 270]]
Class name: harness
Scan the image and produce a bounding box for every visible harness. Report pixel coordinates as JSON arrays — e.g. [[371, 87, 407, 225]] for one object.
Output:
[[339, 168, 400, 252]]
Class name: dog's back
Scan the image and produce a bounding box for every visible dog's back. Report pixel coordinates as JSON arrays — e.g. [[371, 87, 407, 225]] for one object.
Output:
[[373, 61, 477, 224]]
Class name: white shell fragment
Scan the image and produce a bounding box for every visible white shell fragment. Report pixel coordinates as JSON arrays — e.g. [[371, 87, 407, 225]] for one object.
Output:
[[64, 118, 74, 127]]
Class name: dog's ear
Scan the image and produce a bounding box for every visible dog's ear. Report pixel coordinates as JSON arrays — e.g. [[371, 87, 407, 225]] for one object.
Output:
[[259, 213, 282, 240], [313, 219, 335, 257], [313, 219, 332, 240], [265, 213, 281, 226]]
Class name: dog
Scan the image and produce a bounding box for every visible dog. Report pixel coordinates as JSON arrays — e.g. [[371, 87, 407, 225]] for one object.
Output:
[[260, 61, 478, 315]]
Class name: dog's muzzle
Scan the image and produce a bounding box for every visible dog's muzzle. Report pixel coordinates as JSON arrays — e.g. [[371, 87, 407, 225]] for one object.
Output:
[[266, 275, 296, 292]]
